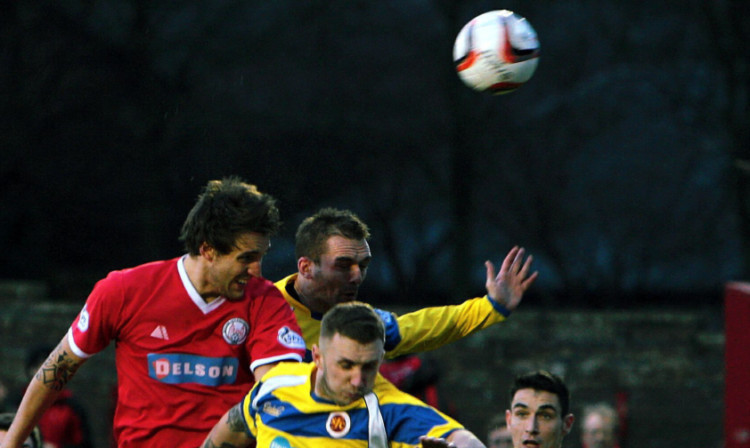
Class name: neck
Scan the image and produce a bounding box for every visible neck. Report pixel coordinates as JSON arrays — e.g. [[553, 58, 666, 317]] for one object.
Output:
[[311, 365, 329, 401], [183, 255, 220, 303], [293, 276, 325, 314]]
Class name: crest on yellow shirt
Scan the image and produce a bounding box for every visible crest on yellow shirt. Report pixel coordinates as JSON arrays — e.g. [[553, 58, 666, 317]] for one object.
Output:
[[326, 411, 351, 438]]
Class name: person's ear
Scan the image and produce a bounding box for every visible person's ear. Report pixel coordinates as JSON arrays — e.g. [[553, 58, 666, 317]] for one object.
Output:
[[199, 243, 216, 261], [298, 257, 314, 279], [312, 344, 322, 368]]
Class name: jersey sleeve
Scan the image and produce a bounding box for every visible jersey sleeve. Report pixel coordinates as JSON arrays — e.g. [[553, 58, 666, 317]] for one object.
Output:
[[377, 376, 464, 445], [384, 296, 510, 359], [68, 271, 126, 358], [247, 279, 307, 372], [241, 385, 260, 440]]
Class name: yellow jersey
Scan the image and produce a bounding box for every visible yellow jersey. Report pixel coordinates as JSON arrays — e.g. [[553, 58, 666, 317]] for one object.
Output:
[[274, 274, 509, 359]]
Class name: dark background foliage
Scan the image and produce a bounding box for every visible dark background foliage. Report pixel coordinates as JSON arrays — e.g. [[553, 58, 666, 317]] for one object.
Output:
[[2, 0, 748, 309]]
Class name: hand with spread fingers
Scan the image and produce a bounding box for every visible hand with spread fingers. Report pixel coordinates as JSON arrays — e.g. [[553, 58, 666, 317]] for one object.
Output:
[[485, 246, 538, 312]]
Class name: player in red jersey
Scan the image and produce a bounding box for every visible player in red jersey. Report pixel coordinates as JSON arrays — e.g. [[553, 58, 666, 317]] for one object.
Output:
[[2, 177, 306, 448]]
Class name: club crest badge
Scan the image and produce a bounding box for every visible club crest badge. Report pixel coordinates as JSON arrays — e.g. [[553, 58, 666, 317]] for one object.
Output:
[[222, 318, 249, 345], [326, 411, 351, 438]]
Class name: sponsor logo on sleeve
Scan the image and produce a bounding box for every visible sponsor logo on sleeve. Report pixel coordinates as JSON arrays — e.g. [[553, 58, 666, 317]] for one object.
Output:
[[326, 412, 351, 438], [269, 437, 291, 448], [277, 326, 305, 349], [222, 318, 249, 345], [262, 402, 285, 417], [77, 305, 90, 332], [147, 353, 239, 386]]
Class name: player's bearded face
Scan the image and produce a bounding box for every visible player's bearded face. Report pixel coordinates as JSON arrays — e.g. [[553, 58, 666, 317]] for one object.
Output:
[[315, 334, 383, 406], [307, 236, 371, 312]]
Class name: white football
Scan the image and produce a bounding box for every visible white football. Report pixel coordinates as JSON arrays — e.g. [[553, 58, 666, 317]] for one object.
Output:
[[453, 10, 540, 95]]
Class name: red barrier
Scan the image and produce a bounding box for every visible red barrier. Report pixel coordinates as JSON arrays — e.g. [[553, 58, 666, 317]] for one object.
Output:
[[725, 282, 750, 448]]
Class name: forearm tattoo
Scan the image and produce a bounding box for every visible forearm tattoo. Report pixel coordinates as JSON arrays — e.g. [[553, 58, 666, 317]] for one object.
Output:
[[227, 404, 247, 433], [35, 343, 81, 391], [200, 405, 249, 448]]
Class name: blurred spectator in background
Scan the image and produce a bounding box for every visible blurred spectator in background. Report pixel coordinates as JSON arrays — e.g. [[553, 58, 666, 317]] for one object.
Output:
[[485, 413, 512, 448], [0, 413, 42, 448], [23, 346, 91, 448], [580, 402, 620, 448]]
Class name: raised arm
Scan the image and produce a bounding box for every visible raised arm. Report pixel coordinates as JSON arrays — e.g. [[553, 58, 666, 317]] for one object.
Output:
[[201, 403, 254, 448], [385, 246, 537, 358], [1, 335, 86, 448]]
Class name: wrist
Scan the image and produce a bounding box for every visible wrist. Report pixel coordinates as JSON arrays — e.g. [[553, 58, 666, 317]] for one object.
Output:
[[487, 294, 511, 317]]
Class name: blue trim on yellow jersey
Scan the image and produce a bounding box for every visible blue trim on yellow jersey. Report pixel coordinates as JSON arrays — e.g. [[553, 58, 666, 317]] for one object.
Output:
[[486, 294, 511, 317], [379, 402, 458, 443], [261, 397, 372, 440], [252, 391, 457, 444], [373, 308, 402, 351]]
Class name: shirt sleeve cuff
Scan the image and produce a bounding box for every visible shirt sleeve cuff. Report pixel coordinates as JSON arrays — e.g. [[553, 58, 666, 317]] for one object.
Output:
[[486, 295, 511, 317]]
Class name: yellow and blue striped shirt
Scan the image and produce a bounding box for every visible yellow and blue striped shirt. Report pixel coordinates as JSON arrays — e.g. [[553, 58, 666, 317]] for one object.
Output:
[[241, 362, 464, 447]]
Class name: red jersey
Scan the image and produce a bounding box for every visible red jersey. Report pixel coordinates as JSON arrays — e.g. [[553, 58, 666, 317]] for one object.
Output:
[[67, 257, 306, 447]]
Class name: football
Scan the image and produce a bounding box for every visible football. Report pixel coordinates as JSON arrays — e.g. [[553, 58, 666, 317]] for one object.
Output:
[[453, 10, 540, 95]]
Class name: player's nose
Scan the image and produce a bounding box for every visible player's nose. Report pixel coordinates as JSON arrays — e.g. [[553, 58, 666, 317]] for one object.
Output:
[[350, 265, 364, 284], [525, 417, 539, 433], [349, 368, 365, 387]]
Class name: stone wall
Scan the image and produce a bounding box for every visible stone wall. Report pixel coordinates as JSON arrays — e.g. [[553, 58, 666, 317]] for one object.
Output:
[[0, 287, 724, 448], [426, 307, 725, 448], [1, 288, 117, 448]]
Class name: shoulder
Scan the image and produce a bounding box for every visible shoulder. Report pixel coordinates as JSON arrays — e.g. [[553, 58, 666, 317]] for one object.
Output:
[[246, 276, 281, 297], [88, 259, 178, 305], [252, 363, 311, 401], [373, 373, 406, 396], [244, 277, 291, 310], [263, 361, 310, 378], [102, 258, 178, 284]]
